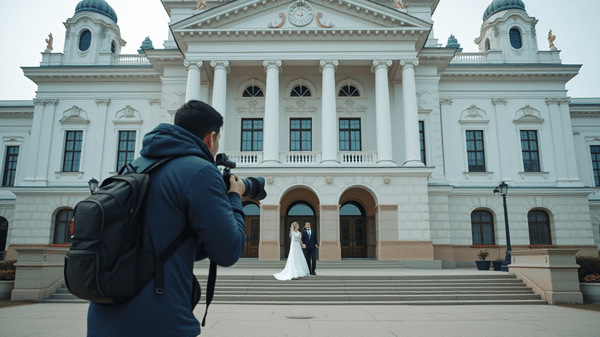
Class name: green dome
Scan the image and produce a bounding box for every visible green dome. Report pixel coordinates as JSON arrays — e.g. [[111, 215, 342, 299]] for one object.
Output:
[[483, 0, 526, 22], [75, 0, 118, 23]]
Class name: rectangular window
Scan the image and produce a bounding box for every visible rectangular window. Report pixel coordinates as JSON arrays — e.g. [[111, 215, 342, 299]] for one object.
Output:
[[241, 119, 263, 152], [62, 131, 83, 172], [592, 146, 600, 187], [2, 146, 19, 187], [290, 118, 312, 151], [466, 130, 486, 172], [521, 130, 541, 172], [339, 118, 361, 151], [116, 131, 137, 172], [419, 121, 426, 165]]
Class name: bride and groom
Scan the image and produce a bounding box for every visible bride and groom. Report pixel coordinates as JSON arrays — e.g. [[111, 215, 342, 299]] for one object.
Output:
[[273, 221, 318, 280]]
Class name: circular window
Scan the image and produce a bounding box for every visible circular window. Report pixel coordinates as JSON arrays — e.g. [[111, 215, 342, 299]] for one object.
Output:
[[79, 30, 92, 51]]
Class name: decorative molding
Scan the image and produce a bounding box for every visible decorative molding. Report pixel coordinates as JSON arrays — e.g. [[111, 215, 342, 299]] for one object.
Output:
[[319, 59, 338, 72], [514, 105, 545, 124], [148, 99, 161, 106], [519, 171, 549, 179], [33, 99, 58, 106], [546, 98, 570, 106], [493, 26, 500, 38], [262, 205, 279, 211], [378, 205, 398, 211], [315, 12, 334, 28], [321, 205, 339, 211], [512, 48, 523, 56], [416, 90, 438, 111], [439, 99, 453, 105], [95, 99, 110, 106], [267, 176, 274, 185], [285, 100, 317, 115], [459, 105, 489, 124], [383, 176, 391, 184], [336, 100, 366, 114], [492, 98, 507, 105], [268, 12, 286, 28], [3, 136, 24, 143], [263, 60, 282, 72], [463, 171, 494, 179], [237, 99, 265, 114], [210, 60, 230, 73], [399, 59, 419, 68], [183, 59, 202, 69], [113, 105, 142, 125], [372, 59, 392, 73], [60, 106, 89, 125], [325, 176, 333, 185]]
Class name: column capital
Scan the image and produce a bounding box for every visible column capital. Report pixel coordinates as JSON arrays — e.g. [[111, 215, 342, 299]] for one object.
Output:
[[210, 60, 230, 73], [263, 59, 282, 72], [371, 59, 392, 73], [545, 98, 560, 106], [400, 58, 419, 68], [439, 98, 453, 105], [319, 59, 338, 72], [492, 98, 507, 105], [95, 99, 110, 106], [184, 59, 202, 69], [148, 99, 161, 106], [33, 99, 58, 106], [557, 98, 571, 105]]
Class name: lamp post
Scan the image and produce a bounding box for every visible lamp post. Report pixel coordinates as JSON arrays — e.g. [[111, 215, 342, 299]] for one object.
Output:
[[493, 181, 511, 272], [88, 178, 99, 194]]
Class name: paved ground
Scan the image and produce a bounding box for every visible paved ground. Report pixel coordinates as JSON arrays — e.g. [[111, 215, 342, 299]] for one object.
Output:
[[1, 267, 599, 336]]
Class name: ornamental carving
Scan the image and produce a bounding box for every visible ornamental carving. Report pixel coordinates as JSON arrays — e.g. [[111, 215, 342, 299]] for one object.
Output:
[[114, 106, 142, 124], [337, 100, 366, 114], [492, 98, 507, 105], [439, 99, 453, 105], [267, 176, 274, 185], [210, 60, 230, 73], [237, 99, 265, 114], [33, 99, 58, 106], [325, 176, 333, 185], [546, 98, 570, 106], [383, 176, 391, 184], [459, 105, 489, 124], [148, 99, 161, 106], [263, 60, 282, 71], [416, 90, 438, 110], [288, 0, 314, 27], [393, 0, 408, 9], [400, 59, 419, 68], [195, 0, 207, 10], [514, 105, 544, 124], [315, 12, 333, 28], [319, 59, 338, 70], [60, 106, 89, 125], [285, 100, 317, 115], [268, 13, 286, 28], [95, 99, 110, 106], [184, 60, 202, 69]]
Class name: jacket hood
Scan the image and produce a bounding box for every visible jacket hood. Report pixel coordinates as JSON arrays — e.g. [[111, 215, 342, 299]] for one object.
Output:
[[140, 123, 214, 162]]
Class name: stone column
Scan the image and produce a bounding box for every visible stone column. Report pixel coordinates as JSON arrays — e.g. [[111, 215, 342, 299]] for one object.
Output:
[[259, 204, 280, 260], [492, 98, 512, 181], [371, 60, 395, 166], [319, 205, 341, 260], [557, 98, 579, 181], [262, 60, 282, 164], [320, 60, 339, 165], [210, 60, 230, 147], [376, 205, 401, 260], [95, 99, 111, 179], [24, 99, 58, 186], [400, 59, 424, 167], [184, 60, 202, 102], [546, 98, 569, 183]]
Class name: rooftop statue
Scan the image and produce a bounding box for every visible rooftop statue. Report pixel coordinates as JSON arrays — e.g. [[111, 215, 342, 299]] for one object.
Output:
[[45, 33, 53, 51], [393, 0, 408, 9], [548, 30, 557, 50], [196, 0, 207, 10]]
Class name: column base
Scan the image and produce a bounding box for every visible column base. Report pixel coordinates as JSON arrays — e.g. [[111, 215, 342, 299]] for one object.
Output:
[[319, 240, 341, 260], [402, 160, 425, 167], [260, 160, 281, 166], [376, 160, 396, 167], [258, 240, 280, 261], [319, 160, 341, 166]]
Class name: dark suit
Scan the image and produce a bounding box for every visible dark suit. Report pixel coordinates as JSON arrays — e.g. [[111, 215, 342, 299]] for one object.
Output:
[[301, 229, 318, 274]]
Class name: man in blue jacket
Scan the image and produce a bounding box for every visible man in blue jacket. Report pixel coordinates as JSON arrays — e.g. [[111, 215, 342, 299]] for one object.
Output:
[[88, 100, 246, 336]]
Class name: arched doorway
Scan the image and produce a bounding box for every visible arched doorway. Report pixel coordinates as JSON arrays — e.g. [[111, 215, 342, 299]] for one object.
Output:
[[340, 202, 367, 258], [284, 202, 316, 258], [0, 217, 8, 260], [242, 203, 260, 258]]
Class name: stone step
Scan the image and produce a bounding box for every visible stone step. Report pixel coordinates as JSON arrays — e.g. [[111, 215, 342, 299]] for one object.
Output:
[[208, 293, 542, 301], [194, 259, 408, 269], [207, 299, 549, 305], [194, 274, 519, 281]]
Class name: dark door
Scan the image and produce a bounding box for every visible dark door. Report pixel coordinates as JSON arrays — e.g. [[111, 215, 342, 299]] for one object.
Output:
[[340, 216, 367, 258], [284, 216, 316, 258], [242, 216, 260, 258]]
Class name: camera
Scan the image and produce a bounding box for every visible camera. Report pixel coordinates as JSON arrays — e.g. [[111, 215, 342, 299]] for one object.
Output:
[[215, 153, 267, 201]]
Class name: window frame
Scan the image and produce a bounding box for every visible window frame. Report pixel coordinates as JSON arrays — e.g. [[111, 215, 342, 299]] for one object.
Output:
[[79, 30, 92, 51], [471, 210, 495, 245], [509, 28, 522, 49], [240, 118, 264, 152], [338, 85, 360, 97], [528, 210, 552, 245], [465, 130, 486, 172], [62, 130, 84, 172], [290, 85, 311, 97], [520, 130, 541, 172], [339, 118, 362, 152], [2, 146, 19, 187], [242, 85, 264, 98], [116, 131, 137, 172], [419, 121, 426, 165], [289, 118, 312, 152], [591, 145, 600, 187], [53, 208, 74, 244]]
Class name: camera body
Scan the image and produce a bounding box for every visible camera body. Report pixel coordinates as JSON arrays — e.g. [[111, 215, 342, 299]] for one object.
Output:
[[215, 153, 267, 201]]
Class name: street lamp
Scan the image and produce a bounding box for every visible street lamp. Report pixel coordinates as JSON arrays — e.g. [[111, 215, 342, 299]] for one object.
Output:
[[493, 181, 511, 272], [88, 178, 99, 194]]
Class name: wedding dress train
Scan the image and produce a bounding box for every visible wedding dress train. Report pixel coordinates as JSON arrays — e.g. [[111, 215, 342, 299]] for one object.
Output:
[[273, 231, 310, 280]]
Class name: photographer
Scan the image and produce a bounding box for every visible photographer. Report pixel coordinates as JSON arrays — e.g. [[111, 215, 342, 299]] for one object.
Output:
[[87, 100, 246, 336]]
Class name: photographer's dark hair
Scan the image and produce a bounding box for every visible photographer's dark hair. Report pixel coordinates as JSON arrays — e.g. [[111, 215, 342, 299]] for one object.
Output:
[[174, 100, 223, 140]]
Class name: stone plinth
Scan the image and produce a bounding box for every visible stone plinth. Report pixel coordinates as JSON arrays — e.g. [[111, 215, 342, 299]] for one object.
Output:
[[509, 249, 583, 305], [320, 240, 341, 260], [11, 245, 69, 302]]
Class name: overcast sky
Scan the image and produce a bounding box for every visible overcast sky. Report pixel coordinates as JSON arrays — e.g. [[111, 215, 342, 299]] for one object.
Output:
[[0, 0, 598, 100]]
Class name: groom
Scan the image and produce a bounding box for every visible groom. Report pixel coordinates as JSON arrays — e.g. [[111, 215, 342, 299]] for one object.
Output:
[[301, 222, 318, 275]]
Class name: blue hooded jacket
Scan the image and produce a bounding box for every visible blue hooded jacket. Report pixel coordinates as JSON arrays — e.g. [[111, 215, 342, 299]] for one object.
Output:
[[87, 123, 245, 336]]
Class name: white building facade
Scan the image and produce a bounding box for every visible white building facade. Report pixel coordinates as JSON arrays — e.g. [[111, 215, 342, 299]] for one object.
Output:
[[1, 0, 599, 265]]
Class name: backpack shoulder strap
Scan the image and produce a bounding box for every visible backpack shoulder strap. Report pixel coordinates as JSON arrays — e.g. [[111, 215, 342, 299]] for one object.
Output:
[[202, 261, 217, 327]]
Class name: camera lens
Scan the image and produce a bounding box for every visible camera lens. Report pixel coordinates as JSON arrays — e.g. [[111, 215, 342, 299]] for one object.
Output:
[[242, 177, 267, 200]]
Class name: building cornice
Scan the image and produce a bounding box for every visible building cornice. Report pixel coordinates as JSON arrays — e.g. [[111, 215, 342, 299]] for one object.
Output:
[[22, 66, 161, 83], [441, 64, 581, 82]]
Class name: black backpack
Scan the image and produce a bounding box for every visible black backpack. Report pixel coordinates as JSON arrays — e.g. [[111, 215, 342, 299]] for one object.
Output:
[[64, 157, 217, 326]]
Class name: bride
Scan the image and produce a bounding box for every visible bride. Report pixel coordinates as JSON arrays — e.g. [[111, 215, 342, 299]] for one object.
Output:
[[273, 221, 310, 280]]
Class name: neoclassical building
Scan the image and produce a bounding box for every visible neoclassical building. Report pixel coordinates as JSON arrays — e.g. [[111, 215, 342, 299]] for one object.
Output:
[[1, 0, 599, 265]]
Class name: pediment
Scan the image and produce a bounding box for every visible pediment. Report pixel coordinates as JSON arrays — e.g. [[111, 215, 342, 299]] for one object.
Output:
[[171, 0, 431, 34]]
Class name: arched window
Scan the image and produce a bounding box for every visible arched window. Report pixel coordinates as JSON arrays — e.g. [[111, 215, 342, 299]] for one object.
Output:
[[509, 28, 522, 49], [291, 85, 311, 97], [339, 85, 360, 97], [528, 210, 551, 245], [79, 30, 92, 51], [53, 209, 74, 244], [340, 202, 364, 216], [485, 39, 491, 52], [287, 203, 314, 216], [471, 210, 495, 245], [243, 203, 260, 216], [111, 41, 116, 53], [0, 217, 8, 257], [242, 85, 264, 98]]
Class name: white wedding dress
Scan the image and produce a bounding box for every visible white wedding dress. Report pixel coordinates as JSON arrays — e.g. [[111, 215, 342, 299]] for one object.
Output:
[[273, 231, 310, 280]]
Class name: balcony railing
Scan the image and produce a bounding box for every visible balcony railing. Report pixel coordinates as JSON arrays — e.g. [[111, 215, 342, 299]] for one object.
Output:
[[228, 152, 262, 166], [114, 54, 151, 65], [339, 151, 377, 165], [450, 53, 487, 63], [281, 152, 321, 165], [227, 151, 379, 166]]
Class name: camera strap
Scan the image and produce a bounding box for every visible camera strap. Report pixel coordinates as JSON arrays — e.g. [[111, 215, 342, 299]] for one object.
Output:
[[201, 260, 217, 327]]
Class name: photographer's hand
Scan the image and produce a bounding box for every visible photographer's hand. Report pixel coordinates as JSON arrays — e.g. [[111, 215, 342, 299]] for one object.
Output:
[[228, 175, 246, 196]]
